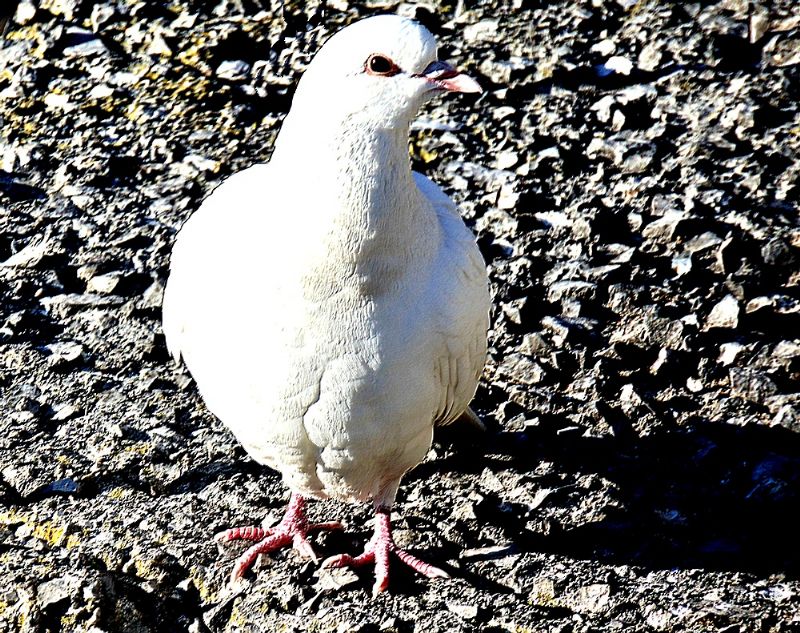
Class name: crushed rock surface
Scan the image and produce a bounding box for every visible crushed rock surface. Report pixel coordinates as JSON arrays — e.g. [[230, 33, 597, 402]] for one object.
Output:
[[1, 0, 800, 631]]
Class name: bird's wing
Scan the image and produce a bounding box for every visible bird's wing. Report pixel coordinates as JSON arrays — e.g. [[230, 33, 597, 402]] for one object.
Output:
[[163, 163, 280, 365], [162, 163, 330, 492], [413, 172, 490, 426]]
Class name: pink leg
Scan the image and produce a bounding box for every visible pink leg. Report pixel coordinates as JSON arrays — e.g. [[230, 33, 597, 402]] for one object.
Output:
[[321, 506, 449, 595], [215, 493, 343, 584]]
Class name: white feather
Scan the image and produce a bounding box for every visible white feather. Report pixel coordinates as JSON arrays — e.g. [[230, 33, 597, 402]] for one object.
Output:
[[162, 15, 490, 509]]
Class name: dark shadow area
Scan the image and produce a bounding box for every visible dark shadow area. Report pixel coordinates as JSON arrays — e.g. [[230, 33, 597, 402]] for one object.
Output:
[[431, 416, 800, 577], [161, 457, 265, 496], [0, 171, 47, 203]]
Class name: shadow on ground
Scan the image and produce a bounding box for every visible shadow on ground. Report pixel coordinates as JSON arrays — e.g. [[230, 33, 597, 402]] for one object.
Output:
[[428, 416, 800, 577]]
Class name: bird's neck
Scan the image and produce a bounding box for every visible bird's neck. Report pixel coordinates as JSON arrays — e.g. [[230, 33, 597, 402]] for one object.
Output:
[[273, 115, 434, 265], [270, 115, 439, 297], [275, 115, 417, 211]]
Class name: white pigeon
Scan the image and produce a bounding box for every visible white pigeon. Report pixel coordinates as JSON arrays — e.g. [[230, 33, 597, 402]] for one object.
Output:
[[162, 14, 490, 595]]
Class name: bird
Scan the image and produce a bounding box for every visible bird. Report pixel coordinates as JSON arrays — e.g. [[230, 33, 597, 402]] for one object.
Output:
[[162, 14, 490, 595]]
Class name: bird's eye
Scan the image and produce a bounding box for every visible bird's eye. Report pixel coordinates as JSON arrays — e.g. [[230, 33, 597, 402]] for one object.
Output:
[[365, 54, 398, 76]]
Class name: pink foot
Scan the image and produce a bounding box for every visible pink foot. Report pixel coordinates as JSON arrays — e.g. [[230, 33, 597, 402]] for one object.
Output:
[[321, 507, 449, 595], [215, 493, 343, 584]]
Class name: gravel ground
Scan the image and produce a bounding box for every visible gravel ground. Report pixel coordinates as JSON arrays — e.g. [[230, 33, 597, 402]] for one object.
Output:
[[1, 0, 799, 631]]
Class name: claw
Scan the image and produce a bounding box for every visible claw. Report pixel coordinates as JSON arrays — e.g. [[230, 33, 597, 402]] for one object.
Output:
[[323, 507, 448, 594], [215, 493, 342, 583]]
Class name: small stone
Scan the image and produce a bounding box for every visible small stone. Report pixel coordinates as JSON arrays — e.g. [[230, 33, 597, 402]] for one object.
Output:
[[547, 280, 597, 303], [447, 602, 479, 619], [729, 368, 777, 402], [767, 36, 800, 68], [495, 150, 518, 170], [476, 208, 518, 238], [497, 184, 519, 210], [314, 566, 360, 591], [463, 19, 499, 44], [88, 84, 115, 99], [87, 272, 122, 294], [538, 146, 560, 160], [541, 316, 572, 347], [672, 255, 692, 276], [14, 1, 37, 24], [644, 605, 673, 630], [603, 56, 633, 76], [492, 106, 516, 120], [52, 402, 81, 421], [3, 463, 52, 497], [519, 332, 551, 356], [772, 404, 800, 431], [704, 295, 740, 330], [37, 575, 80, 608], [641, 211, 685, 243], [774, 341, 800, 360], [718, 342, 744, 366], [501, 297, 526, 325], [638, 42, 662, 71], [591, 39, 616, 56], [1, 236, 57, 268], [42, 0, 80, 20], [683, 232, 721, 254], [746, 296, 774, 314], [216, 60, 251, 82], [479, 59, 517, 84], [379, 617, 401, 631], [140, 278, 165, 310], [460, 544, 516, 560], [90, 4, 116, 29], [609, 306, 685, 350], [44, 93, 76, 112], [45, 341, 85, 369], [498, 353, 544, 385], [686, 377, 703, 393], [529, 578, 557, 606], [761, 237, 796, 267], [63, 38, 108, 58], [591, 95, 616, 123], [45, 478, 81, 495], [146, 33, 173, 57], [619, 383, 647, 417], [573, 583, 612, 614]]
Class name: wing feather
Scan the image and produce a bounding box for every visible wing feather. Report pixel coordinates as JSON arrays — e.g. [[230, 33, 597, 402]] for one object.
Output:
[[413, 172, 490, 427]]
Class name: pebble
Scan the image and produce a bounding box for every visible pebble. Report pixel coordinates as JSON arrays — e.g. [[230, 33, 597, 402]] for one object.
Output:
[[463, 19, 499, 44], [704, 295, 740, 330], [15, 1, 37, 24], [447, 602, 479, 619], [498, 353, 544, 385], [1, 236, 56, 268], [638, 42, 662, 71], [495, 150, 519, 170], [44, 341, 85, 369], [216, 60, 251, 82], [718, 342, 744, 366], [602, 55, 633, 76], [63, 38, 108, 58], [87, 273, 122, 295], [591, 40, 616, 56], [37, 575, 81, 608], [729, 368, 777, 402]]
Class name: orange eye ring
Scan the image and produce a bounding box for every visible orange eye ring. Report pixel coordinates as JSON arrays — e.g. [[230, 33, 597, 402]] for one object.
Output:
[[365, 54, 400, 76]]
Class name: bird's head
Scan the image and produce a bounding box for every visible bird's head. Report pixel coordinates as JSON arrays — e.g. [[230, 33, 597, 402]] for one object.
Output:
[[288, 15, 482, 129]]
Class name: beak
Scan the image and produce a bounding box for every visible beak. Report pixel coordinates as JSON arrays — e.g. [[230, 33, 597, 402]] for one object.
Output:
[[417, 60, 482, 94]]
